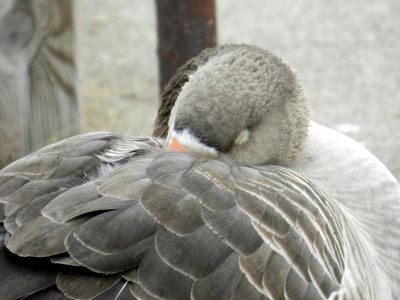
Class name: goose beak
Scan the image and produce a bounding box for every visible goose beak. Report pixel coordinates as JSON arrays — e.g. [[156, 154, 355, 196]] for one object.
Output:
[[167, 129, 218, 157], [169, 137, 191, 153]]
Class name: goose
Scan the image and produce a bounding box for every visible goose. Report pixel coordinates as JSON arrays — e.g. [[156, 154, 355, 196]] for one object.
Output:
[[0, 44, 399, 300]]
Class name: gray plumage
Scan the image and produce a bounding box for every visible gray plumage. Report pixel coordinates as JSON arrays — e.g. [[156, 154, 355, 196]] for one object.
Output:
[[0, 44, 399, 299]]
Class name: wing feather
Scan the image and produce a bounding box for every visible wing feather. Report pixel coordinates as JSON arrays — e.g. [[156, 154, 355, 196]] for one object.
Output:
[[234, 165, 345, 299], [23, 286, 70, 300], [70, 205, 157, 254], [180, 162, 235, 211], [155, 225, 232, 279], [0, 243, 57, 300], [6, 215, 88, 257], [141, 183, 204, 235], [129, 283, 159, 300], [201, 205, 262, 255], [56, 270, 120, 299], [191, 253, 243, 300], [66, 231, 153, 274], [2, 129, 397, 299], [93, 281, 136, 300], [138, 247, 193, 300]]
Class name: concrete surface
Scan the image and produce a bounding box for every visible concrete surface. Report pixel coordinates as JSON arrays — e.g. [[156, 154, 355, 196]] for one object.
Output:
[[75, 0, 400, 180]]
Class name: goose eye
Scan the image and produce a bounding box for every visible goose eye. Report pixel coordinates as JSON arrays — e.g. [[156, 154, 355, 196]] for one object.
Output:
[[234, 129, 251, 146]]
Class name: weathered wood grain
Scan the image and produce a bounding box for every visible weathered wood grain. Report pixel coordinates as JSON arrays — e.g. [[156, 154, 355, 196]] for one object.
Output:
[[0, 0, 80, 168]]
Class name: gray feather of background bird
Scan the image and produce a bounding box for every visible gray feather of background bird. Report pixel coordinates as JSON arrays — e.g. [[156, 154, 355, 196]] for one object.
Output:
[[0, 45, 399, 300], [0, 1, 81, 168]]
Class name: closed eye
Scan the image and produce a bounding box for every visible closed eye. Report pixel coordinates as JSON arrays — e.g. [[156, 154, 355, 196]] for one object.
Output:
[[234, 129, 251, 146]]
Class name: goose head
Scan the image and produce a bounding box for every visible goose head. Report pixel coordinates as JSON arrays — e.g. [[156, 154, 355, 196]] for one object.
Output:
[[163, 45, 310, 165]]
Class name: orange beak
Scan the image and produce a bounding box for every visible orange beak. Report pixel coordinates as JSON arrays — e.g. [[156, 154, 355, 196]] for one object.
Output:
[[169, 137, 190, 153]]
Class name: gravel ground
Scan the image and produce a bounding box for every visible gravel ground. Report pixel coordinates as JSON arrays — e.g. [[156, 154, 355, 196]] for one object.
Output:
[[75, 0, 400, 180]]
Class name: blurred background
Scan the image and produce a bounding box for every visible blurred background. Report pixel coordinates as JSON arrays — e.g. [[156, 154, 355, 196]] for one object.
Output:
[[1, 0, 399, 180]]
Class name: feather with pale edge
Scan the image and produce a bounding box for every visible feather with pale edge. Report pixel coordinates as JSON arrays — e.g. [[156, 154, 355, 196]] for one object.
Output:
[[0, 126, 399, 299]]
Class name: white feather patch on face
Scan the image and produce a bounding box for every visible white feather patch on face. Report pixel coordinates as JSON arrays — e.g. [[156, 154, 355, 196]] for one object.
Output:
[[168, 128, 218, 156], [234, 129, 251, 145]]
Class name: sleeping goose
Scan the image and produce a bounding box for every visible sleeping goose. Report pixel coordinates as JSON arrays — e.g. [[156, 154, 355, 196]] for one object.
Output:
[[0, 44, 399, 300]]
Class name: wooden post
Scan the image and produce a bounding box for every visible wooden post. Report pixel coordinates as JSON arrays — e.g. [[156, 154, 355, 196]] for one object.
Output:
[[0, 0, 80, 168], [156, 0, 217, 92]]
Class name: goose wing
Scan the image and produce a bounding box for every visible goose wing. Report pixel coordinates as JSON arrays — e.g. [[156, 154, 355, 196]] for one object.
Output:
[[1, 133, 375, 300], [0, 132, 163, 299]]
